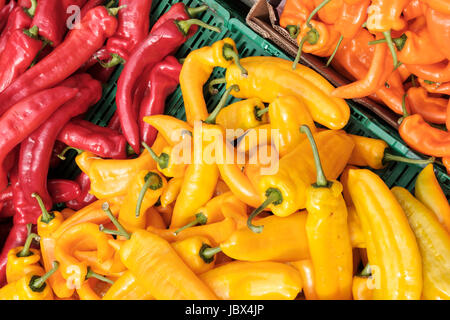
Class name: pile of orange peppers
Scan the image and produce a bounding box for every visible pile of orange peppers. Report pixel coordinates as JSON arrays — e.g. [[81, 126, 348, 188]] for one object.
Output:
[[280, 0, 450, 173], [0, 38, 449, 300]]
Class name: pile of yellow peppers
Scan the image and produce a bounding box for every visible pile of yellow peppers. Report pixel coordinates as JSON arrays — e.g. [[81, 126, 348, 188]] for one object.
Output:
[[1, 38, 449, 300]]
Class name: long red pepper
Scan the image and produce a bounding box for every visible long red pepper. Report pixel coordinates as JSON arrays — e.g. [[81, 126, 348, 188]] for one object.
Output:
[[104, 0, 153, 67], [56, 119, 129, 159], [31, 0, 67, 47], [139, 55, 182, 147], [0, 1, 16, 33], [0, 5, 118, 115], [0, 2, 35, 56], [17, 74, 102, 213], [0, 26, 42, 93], [0, 86, 79, 192], [116, 18, 220, 153], [47, 179, 81, 203], [66, 172, 97, 210], [80, 0, 107, 18]]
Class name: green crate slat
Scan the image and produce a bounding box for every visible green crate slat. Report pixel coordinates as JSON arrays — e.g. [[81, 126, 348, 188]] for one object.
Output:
[[50, 0, 450, 199]]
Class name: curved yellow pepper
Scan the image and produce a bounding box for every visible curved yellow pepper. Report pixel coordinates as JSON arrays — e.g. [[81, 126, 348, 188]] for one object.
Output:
[[216, 97, 269, 131]]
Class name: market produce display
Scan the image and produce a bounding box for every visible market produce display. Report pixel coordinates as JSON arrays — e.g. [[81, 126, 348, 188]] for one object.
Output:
[[0, 0, 448, 300]]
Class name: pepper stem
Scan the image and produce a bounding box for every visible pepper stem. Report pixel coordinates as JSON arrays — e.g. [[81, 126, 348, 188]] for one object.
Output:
[[23, 26, 39, 39], [207, 77, 227, 95], [326, 35, 343, 67], [187, 5, 209, 18], [223, 43, 248, 76], [17, 231, 40, 258], [360, 263, 371, 277], [383, 30, 400, 69], [254, 106, 269, 121], [105, 0, 115, 8], [107, 5, 127, 16], [199, 244, 222, 263], [25, 0, 37, 17], [142, 142, 169, 169], [31, 193, 54, 224], [383, 153, 435, 166], [176, 19, 221, 37], [86, 267, 114, 285], [29, 261, 59, 292], [286, 25, 300, 38], [174, 213, 207, 235], [292, 28, 319, 70], [101, 202, 131, 240], [99, 53, 125, 69], [368, 34, 407, 51], [57, 146, 84, 161], [247, 188, 283, 233], [135, 172, 163, 217], [204, 84, 240, 124], [398, 93, 409, 125], [306, 0, 332, 27], [300, 125, 330, 188]]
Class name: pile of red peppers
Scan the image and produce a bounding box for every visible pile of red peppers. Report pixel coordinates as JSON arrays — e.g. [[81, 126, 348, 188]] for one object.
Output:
[[0, 0, 214, 286]]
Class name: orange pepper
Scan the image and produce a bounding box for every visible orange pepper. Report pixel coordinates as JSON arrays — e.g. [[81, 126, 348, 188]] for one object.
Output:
[[407, 87, 448, 124], [313, 0, 344, 24], [397, 28, 446, 65], [279, 0, 312, 37], [418, 78, 450, 95], [426, 7, 450, 60]]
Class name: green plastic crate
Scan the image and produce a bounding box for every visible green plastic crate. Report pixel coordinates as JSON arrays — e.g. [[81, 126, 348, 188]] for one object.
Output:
[[50, 0, 450, 198]]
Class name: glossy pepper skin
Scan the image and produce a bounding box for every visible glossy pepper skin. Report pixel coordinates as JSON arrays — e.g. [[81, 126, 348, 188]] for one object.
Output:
[[366, 0, 408, 32], [199, 261, 303, 300], [397, 27, 446, 65], [296, 19, 341, 57], [0, 87, 78, 193], [334, 0, 370, 39], [225, 57, 350, 130], [143, 115, 192, 146], [6, 245, 44, 284], [404, 60, 450, 83], [0, 223, 28, 286], [119, 229, 218, 300], [392, 187, 450, 300], [414, 164, 450, 233], [47, 179, 81, 204], [215, 97, 269, 131], [0, 26, 42, 93], [352, 276, 373, 300], [66, 172, 97, 210], [18, 74, 102, 218], [0, 1, 16, 34], [0, 4, 33, 56], [139, 56, 182, 147], [172, 236, 217, 275], [105, 0, 153, 64], [280, 0, 312, 37], [426, 8, 450, 60], [407, 87, 448, 124], [0, 5, 118, 114], [103, 270, 153, 300], [347, 169, 422, 300], [290, 260, 319, 300], [31, 0, 66, 47], [0, 268, 56, 300], [57, 119, 128, 159]]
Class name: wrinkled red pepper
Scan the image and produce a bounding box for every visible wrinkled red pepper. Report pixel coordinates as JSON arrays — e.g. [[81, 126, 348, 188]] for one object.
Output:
[[139, 55, 182, 147], [0, 26, 42, 93], [17, 74, 102, 214], [47, 179, 81, 203], [0, 1, 16, 33], [66, 172, 97, 210], [56, 119, 128, 159], [0, 5, 118, 114], [80, 0, 107, 18]]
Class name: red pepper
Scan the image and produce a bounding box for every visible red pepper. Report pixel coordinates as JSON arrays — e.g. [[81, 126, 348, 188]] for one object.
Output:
[[0, 0, 16, 33], [106, 111, 122, 132], [116, 18, 218, 153], [0, 2, 35, 56], [17, 74, 101, 214], [0, 5, 118, 115], [66, 172, 97, 210], [47, 179, 81, 203], [49, 141, 66, 169], [56, 119, 129, 159], [139, 56, 182, 147], [0, 26, 42, 93], [0, 86, 78, 192], [104, 0, 153, 66], [0, 186, 13, 218], [0, 223, 28, 286], [80, 0, 106, 18], [87, 60, 116, 83]]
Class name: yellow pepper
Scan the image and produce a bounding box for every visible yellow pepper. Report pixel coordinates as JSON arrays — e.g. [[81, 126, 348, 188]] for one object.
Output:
[[199, 261, 303, 300], [414, 164, 450, 233], [352, 275, 374, 300], [102, 270, 154, 300], [289, 260, 319, 300], [236, 124, 272, 154], [32, 193, 65, 238], [142, 115, 192, 146], [302, 125, 353, 300], [144, 144, 188, 178], [180, 38, 245, 126], [347, 168, 422, 299], [118, 170, 166, 232], [347, 205, 366, 248], [160, 177, 183, 208], [172, 236, 217, 275], [215, 97, 269, 131], [0, 262, 59, 300], [224, 57, 350, 129], [392, 187, 450, 300]]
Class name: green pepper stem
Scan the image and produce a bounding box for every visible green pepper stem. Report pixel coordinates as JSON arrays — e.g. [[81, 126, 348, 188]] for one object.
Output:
[[360, 263, 371, 277], [174, 213, 207, 235], [368, 34, 407, 51], [176, 19, 221, 37], [383, 30, 400, 69], [86, 267, 114, 285], [247, 188, 283, 233], [17, 232, 40, 258], [142, 142, 169, 169], [255, 106, 269, 120], [29, 261, 59, 292], [24, 26, 39, 39], [101, 202, 131, 240], [300, 125, 329, 188], [107, 5, 127, 16], [57, 146, 84, 161], [326, 35, 343, 67], [105, 0, 115, 8], [126, 144, 137, 156], [223, 43, 248, 76], [292, 29, 319, 70], [187, 5, 209, 18], [204, 84, 240, 124], [286, 25, 300, 38], [306, 0, 332, 27], [383, 153, 435, 166], [31, 193, 54, 224], [207, 77, 227, 95], [25, 0, 37, 17], [135, 172, 163, 217], [398, 93, 409, 125], [199, 244, 221, 263], [99, 53, 125, 69]]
